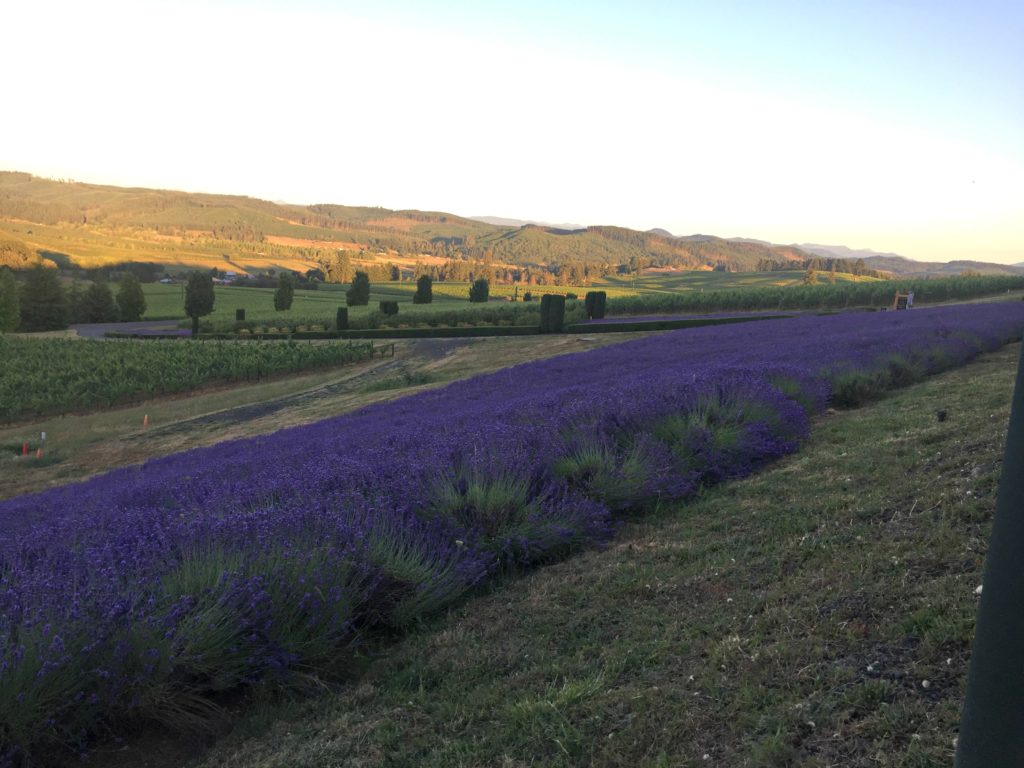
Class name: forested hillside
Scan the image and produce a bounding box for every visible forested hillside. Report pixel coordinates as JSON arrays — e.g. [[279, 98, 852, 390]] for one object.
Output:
[[0, 172, 812, 274]]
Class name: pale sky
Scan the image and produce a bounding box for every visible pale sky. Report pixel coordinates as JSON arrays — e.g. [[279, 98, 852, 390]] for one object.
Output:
[[2, 0, 1021, 263]]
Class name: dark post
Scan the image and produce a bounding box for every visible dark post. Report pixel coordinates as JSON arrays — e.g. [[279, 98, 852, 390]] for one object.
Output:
[[957, 339, 1024, 765]]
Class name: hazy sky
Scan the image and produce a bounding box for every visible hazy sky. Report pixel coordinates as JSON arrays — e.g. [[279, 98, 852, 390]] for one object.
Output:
[[3, 0, 1021, 263]]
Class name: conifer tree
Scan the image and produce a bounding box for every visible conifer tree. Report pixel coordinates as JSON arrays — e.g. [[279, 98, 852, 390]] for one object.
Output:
[[82, 281, 119, 322], [346, 271, 370, 306], [19, 266, 68, 331], [0, 268, 19, 332], [185, 271, 215, 335], [412, 274, 433, 304], [116, 272, 147, 321], [274, 272, 295, 311]]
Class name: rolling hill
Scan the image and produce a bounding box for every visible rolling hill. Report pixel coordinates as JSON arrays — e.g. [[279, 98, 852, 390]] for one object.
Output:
[[796, 243, 1024, 277], [0, 172, 812, 275]]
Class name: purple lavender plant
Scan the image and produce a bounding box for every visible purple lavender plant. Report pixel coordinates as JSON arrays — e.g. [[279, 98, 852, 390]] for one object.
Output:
[[2, 302, 1023, 761]]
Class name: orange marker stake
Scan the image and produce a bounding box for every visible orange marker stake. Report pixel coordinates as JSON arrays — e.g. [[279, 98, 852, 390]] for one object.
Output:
[[143, 414, 149, 429], [22, 442, 27, 455], [35, 448, 42, 460]]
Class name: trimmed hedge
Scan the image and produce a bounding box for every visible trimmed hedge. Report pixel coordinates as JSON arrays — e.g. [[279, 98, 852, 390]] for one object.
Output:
[[566, 314, 794, 334], [336, 307, 349, 330], [379, 301, 399, 316], [540, 294, 566, 333], [584, 291, 607, 320], [195, 325, 541, 340]]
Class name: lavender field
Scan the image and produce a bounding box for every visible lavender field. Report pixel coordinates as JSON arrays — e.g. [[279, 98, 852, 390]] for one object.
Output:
[[3, 303, 1024, 762]]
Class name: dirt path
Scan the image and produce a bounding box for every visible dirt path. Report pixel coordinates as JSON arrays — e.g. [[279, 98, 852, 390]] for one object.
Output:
[[130, 338, 475, 437]]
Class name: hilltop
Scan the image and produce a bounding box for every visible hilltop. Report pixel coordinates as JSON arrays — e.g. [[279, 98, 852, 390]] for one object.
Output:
[[0, 172, 811, 275], [797, 244, 1024, 278]]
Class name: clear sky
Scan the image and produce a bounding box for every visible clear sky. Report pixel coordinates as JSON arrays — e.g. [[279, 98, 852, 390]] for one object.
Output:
[[2, 0, 1021, 263]]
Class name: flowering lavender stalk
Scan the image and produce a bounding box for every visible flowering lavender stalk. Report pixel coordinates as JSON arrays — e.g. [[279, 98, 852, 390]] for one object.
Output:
[[1, 302, 1023, 760]]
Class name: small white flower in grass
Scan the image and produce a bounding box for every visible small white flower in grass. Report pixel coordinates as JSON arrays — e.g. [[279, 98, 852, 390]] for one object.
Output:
[[702, 754, 711, 761], [921, 680, 931, 689], [975, 584, 983, 595]]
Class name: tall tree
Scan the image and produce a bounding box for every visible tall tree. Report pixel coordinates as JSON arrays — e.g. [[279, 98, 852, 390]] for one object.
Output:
[[468, 277, 490, 303], [19, 266, 68, 331], [184, 271, 215, 335], [346, 271, 370, 306], [116, 272, 147, 321], [82, 281, 119, 322], [0, 268, 19, 332], [274, 272, 295, 311]]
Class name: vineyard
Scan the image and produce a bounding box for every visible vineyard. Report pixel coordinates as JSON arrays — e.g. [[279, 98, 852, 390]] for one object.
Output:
[[0, 337, 374, 421], [3, 302, 1024, 761]]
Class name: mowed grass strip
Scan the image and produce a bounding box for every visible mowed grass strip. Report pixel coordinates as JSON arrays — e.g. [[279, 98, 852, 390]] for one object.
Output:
[[177, 343, 1018, 768]]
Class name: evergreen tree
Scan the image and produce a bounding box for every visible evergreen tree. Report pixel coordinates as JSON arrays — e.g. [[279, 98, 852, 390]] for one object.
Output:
[[346, 271, 370, 306], [274, 272, 295, 311], [412, 274, 433, 304], [184, 271, 215, 335], [0, 268, 19, 332], [468, 277, 490, 303], [82, 281, 119, 322], [19, 266, 68, 331], [67, 282, 86, 324], [116, 272, 147, 321]]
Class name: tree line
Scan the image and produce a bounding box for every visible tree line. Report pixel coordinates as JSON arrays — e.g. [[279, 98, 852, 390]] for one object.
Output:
[[0, 267, 148, 332]]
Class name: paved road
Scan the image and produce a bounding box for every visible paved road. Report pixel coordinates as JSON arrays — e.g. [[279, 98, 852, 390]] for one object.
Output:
[[71, 320, 189, 339]]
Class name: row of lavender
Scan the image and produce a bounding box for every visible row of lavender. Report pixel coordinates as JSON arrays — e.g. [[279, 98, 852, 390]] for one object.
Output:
[[3, 304, 1024, 760]]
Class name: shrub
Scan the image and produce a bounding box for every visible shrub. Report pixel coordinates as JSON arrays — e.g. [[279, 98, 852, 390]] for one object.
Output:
[[584, 291, 607, 320], [412, 275, 433, 304], [336, 307, 349, 331], [539, 294, 566, 333], [379, 301, 399, 316]]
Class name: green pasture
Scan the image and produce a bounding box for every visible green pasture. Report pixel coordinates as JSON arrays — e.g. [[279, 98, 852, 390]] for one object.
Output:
[[141, 271, 876, 325], [142, 283, 472, 324]]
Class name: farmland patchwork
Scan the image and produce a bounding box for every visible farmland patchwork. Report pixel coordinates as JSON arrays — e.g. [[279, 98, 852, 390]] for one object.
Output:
[[2, 303, 1023, 761]]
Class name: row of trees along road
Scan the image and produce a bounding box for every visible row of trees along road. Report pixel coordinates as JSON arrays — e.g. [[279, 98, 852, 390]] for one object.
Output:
[[0, 267, 148, 332]]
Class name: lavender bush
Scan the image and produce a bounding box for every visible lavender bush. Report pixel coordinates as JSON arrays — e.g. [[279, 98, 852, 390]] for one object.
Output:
[[2, 303, 1023, 762]]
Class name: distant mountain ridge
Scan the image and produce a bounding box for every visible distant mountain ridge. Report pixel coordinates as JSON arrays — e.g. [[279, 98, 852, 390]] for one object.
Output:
[[796, 244, 1024, 277], [0, 172, 814, 273], [2, 171, 1015, 278]]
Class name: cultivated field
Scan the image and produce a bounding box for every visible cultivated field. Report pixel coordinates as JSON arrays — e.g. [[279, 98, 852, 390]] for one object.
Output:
[[2, 302, 1023, 764], [184, 341, 1020, 768], [137, 275, 1024, 331], [0, 336, 376, 422]]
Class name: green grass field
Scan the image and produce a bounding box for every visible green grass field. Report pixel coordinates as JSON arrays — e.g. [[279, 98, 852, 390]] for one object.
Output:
[[139, 271, 880, 326], [141, 283, 473, 324]]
